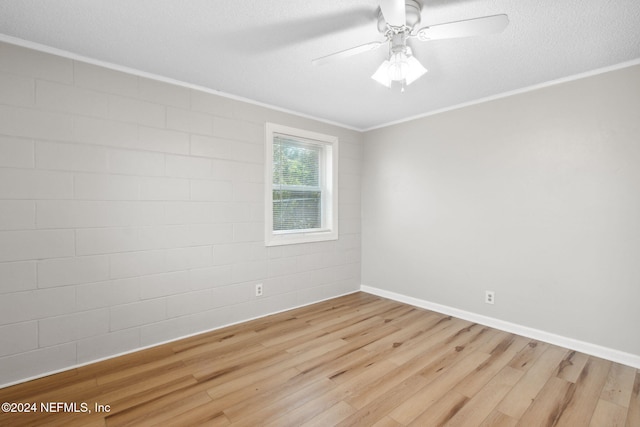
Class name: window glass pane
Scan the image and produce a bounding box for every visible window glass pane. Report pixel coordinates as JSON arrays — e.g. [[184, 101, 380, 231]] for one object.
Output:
[[273, 136, 320, 188], [273, 190, 321, 231]]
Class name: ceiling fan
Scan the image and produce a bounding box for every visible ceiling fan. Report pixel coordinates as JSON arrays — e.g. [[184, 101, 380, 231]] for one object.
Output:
[[312, 0, 509, 90]]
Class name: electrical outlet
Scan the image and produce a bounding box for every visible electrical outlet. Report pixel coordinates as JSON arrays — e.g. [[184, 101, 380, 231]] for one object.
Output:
[[255, 283, 263, 297], [485, 290, 495, 305]]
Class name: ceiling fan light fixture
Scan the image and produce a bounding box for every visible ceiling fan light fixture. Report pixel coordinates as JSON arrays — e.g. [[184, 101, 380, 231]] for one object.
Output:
[[371, 60, 392, 87], [371, 46, 427, 88], [388, 51, 410, 81], [404, 54, 427, 84]]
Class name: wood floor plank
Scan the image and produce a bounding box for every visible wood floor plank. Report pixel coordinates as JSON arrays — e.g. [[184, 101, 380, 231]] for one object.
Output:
[[195, 338, 335, 395], [337, 374, 431, 427], [265, 359, 398, 427], [497, 345, 569, 419], [206, 366, 300, 404], [96, 364, 198, 406], [170, 327, 260, 355], [557, 350, 590, 383], [516, 375, 576, 427], [386, 317, 470, 366], [453, 333, 529, 398], [0, 292, 636, 427], [105, 390, 212, 427], [316, 303, 408, 336], [296, 325, 400, 383], [600, 362, 636, 407], [508, 340, 549, 371], [300, 298, 383, 327], [589, 399, 628, 427], [71, 419, 108, 427], [346, 320, 483, 410], [189, 344, 286, 382], [554, 357, 612, 426], [207, 339, 391, 420], [299, 401, 355, 427], [225, 377, 336, 425], [96, 359, 188, 389], [371, 416, 405, 427], [78, 344, 176, 378], [383, 306, 431, 327], [416, 325, 501, 381], [626, 370, 640, 427], [472, 329, 515, 353], [362, 310, 441, 354], [478, 410, 518, 427], [255, 299, 391, 349], [406, 390, 469, 426], [340, 325, 500, 425], [184, 340, 266, 368], [389, 351, 491, 425], [445, 366, 524, 427], [205, 366, 309, 422], [156, 401, 231, 427], [362, 315, 457, 370], [104, 375, 200, 417]]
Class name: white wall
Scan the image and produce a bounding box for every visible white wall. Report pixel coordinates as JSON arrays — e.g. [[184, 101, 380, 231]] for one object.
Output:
[[0, 41, 362, 386], [362, 65, 640, 358]]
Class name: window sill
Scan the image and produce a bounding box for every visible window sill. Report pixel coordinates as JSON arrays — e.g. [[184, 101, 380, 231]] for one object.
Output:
[[265, 229, 338, 247]]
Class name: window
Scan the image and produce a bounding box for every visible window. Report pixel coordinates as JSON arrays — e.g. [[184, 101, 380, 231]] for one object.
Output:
[[265, 123, 338, 246]]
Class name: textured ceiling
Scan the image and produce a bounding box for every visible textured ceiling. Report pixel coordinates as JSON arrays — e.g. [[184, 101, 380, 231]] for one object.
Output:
[[0, 0, 639, 130]]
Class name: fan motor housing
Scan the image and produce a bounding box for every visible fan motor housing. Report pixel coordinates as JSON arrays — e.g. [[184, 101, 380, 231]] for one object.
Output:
[[377, 0, 422, 32]]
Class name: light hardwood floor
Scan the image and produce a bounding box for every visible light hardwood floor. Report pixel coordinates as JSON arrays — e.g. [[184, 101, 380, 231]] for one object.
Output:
[[0, 292, 638, 426]]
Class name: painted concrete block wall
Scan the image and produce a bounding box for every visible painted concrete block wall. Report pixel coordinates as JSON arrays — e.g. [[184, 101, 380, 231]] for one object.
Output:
[[0, 41, 362, 386], [362, 65, 640, 358]]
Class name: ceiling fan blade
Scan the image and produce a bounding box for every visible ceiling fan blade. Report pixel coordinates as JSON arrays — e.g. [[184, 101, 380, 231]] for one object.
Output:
[[416, 14, 509, 41], [380, 0, 406, 27], [312, 41, 384, 66]]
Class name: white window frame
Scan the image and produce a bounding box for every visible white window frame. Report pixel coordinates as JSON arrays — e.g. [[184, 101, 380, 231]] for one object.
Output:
[[265, 123, 339, 246]]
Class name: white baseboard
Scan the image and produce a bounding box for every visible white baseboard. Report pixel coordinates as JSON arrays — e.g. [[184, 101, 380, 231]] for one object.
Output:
[[361, 285, 640, 369]]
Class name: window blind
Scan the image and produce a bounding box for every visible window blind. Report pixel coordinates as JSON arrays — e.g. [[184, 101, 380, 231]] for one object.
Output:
[[273, 134, 322, 231]]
